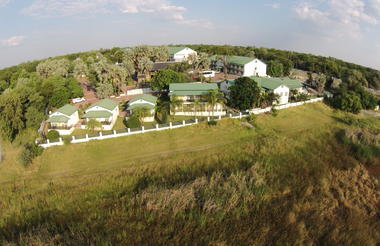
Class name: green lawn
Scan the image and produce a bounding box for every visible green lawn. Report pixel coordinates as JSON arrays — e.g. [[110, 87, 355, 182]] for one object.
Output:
[[1, 102, 379, 245], [0, 103, 335, 185]]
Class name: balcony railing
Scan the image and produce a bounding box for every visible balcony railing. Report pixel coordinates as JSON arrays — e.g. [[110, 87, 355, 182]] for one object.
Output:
[[49, 125, 73, 130]]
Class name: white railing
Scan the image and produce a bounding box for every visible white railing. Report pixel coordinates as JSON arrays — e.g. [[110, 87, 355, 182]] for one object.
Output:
[[126, 88, 155, 96], [38, 98, 324, 148]]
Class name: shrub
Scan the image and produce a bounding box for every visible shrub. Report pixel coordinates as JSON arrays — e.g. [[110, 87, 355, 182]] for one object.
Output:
[[208, 120, 217, 126], [127, 116, 141, 128], [62, 136, 72, 145], [247, 114, 257, 126], [19, 143, 43, 167], [271, 107, 279, 117], [46, 130, 60, 141]]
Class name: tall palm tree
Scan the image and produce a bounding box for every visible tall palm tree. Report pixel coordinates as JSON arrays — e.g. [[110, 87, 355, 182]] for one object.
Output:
[[169, 96, 183, 120], [193, 98, 200, 117], [207, 89, 226, 117], [133, 107, 151, 124]]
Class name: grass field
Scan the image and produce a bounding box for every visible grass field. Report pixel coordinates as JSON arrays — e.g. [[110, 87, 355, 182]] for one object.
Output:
[[0, 103, 335, 185], [0, 102, 379, 245]]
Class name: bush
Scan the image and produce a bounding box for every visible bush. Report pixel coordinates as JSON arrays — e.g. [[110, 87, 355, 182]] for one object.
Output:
[[127, 116, 141, 128], [207, 120, 217, 126], [62, 136, 72, 145], [271, 107, 279, 117], [46, 130, 60, 141], [19, 143, 43, 167]]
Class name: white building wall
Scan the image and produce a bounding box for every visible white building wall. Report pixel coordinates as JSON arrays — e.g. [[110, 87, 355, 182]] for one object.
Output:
[[243, 59, 267, 77], [173, 48, 197, 62], [273, 85, 290, 105]]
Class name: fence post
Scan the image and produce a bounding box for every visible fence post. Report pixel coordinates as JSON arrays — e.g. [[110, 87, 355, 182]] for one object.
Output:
[[239, 112, 242, 119], [195, 118, 198, 124], [72, 136, 75, 141], [229, 113, 232, 118], [156, 124, 159, 129], [127, 128, 131, 133], [218, 115, 222, 120], [113, 130, 117, 135], [207, 117, 210, 122], [169, 122, 172, 129], [86, 134, 89, 139], [59, 137, 63, 143], [141, 126, 145, 132], [183, 120, 186, 125], [47, 139, 50, 144], [99, 132, 103, 137]]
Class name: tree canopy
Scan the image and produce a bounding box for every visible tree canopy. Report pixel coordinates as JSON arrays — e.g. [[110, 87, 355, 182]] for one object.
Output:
[[229, 77, 261, 110]]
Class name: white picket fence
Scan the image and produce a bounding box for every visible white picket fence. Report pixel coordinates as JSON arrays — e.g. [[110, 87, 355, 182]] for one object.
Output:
[[38, 97, 324, 148]]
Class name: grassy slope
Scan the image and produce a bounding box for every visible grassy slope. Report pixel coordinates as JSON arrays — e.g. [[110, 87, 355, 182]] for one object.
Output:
[[0, 103, 379, 245]]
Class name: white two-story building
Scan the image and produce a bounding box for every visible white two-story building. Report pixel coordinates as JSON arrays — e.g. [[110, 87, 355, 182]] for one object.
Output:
[[168, 47, 197, 62], [211, 55, 267, 77]]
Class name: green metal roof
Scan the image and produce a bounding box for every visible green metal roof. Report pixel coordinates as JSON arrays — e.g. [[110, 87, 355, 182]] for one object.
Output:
[[170, 83, 218, 91], [46, 115, 70, 123], [251, 77, 303, 90], [83, 110, 112, 118], [129, 94, 157, 104], [167, 46, 188, 55], [210, 55, 255, 66], [169, 91, 210, 96], [56, 104, 77, 116], [127, 103, 155, 110], [88, 99, 118, 111]]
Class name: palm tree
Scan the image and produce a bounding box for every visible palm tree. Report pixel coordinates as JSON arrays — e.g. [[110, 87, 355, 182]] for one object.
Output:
[[207, 89, 226, 117], [216, 55, 229, 79], [193, 98, 200, 117], [169, 96, 183, 120], [133, 107, 151, 124]]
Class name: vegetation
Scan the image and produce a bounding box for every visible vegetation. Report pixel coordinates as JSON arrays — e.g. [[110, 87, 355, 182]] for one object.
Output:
[[86, 119, 102, 132], [46, 130, 60, 141], [151, 69, 188, 91], [327, 83, 378, 114], [0, 103, 379, 245], [229, 77, 261, 110], [184, 44, 380, 89], [126, 116, 141, 128]]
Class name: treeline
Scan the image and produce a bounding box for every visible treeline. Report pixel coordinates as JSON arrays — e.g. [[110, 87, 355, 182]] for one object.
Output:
[[184, 44, 380, 89]]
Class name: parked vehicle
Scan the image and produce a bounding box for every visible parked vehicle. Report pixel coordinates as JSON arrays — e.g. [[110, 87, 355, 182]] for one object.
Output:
[[200, 70, 216, 78], [72, 97, 86, 104]]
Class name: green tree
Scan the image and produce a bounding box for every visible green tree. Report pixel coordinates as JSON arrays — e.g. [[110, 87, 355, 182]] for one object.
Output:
[[229, 77, 261, 110], [86, 119, 102, 132], [96, 83, 114, 99], [73, 58, 89, 78], [267, 60, 284, 77], [207, 89, 225, 116], [36, 59, 71, 78], [0, 91, 25, 140], [333, 92, 363, 114], [170, 96, 183, 119], [132, 107, 151, 123], [151, 69, 187, 91]]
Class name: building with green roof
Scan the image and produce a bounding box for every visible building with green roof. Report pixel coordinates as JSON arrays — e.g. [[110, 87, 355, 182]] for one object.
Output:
[[126, 94, 158, 122], [220, 77, 306, 105], [210, 55, 267, 77], [46, 104, 79, 135], [169, 83, 226, 117], [83, 99, 120, 130], [167, 46, 197, 62]]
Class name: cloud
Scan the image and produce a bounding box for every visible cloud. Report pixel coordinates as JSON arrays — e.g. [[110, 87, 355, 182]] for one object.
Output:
[[0, 36, 26, 47], [265, 3, 281, 9], [0, 0, 10, 7], [22, 0, 212, 28], [294, 0, 380, 39]]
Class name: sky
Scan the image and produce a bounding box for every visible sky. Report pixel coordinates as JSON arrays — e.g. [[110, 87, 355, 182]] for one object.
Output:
[[1, 0, 380, 70]]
